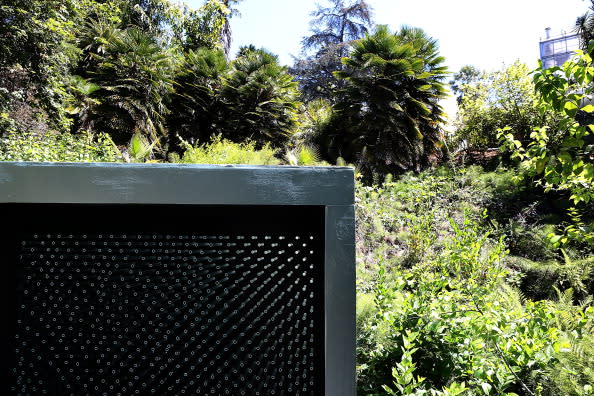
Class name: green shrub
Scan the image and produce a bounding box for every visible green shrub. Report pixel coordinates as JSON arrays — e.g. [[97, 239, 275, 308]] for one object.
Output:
[[452, 61, 553, 152], [357, 213, 594, 395], [355, 165, 594, 395], [504, 223, 557, 262], [508, 255, 594, 301], [177, 135, 281, 165], [0, 130, 121, 162], [284, 145, 329, 166], [546, 327, 594, 396], [498, 44, 594, 247]]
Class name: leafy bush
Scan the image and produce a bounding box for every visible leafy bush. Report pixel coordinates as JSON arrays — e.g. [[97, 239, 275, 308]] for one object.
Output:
[[284, 145, 329, 166], [0, 130, 121, 162], [499, 43, 594, 247], [452, 61, 554, 152], [508, 255, 594, 301], [176, 135, 280, 165], [290, 99, 333, 154], [355, 165, 594, 395], [358, 215, 568, 395]]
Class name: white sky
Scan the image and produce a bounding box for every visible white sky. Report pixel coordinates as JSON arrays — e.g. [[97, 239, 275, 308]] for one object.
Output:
[[185, 0, 591, 118]]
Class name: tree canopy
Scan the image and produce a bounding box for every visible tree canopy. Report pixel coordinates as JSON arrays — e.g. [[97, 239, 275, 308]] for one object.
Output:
[[452, 61, 555, 152], [291, 0, 373, 102], [500, 44, 594, 246], [219, 47, 301, 148], [314, 25, 449, 181], [0, 0, 245, 156], [1, 0, 457, 176], [576, 0, 594, 55]]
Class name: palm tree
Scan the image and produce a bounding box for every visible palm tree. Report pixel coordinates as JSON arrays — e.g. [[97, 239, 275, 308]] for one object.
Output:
[[83, 26, 178, 147], [167, 47, 228, 150], [219, 47, 301, 148], [575, 0, 594, 55], [77, 19, 122, 72], [315, 25, 448, 182], [65, 75, 101, 132]]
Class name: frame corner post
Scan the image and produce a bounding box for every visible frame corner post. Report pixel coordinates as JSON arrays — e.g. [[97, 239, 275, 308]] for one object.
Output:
[[324, 204, 356, 395]]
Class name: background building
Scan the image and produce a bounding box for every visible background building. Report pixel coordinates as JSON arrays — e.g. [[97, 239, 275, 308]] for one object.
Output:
[[539, 27, 580, 68]]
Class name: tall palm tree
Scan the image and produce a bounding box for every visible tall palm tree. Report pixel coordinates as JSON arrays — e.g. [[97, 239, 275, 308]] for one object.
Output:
[[80, 25, 178, 146], [316, 25, 448, 182], [167, 47, 228, 149], [219, 47, 301, 148]]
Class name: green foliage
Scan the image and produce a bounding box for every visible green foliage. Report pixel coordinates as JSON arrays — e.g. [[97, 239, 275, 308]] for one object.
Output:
[[288, 99, 337, 166], [453, 61, 553, 152], [4, 4, 594, 393], [64, 75, 101, 132], [1, 0, 249, 160], [450, 65, 481, 104], [0, 130, 121, 162], [124, 132, 158, 163], [170, 44, 304, 153], [575, 1, 594, 55], [176, 134, 280, 165], [291, 99, 333, 144], [0, 0, 86, 131], [284, 145, 327, 166], [544, 287, 594, 396], [0, 65, 53, 137], [316, 25, 449, 182], [78, 25, 178, 145], [499, 44, 594, 247], [167, 47, 228, 148], [356, 166, 594, 396], [292, 0, 373, 102], [291, 47, 345, 103], [219, 47, 301, 148], [508, 255, 594, 301], [117, 0, 183, 35], [0, 0, 81, 79], [217, 0, 242, 57], [175, 0, 229, 51]]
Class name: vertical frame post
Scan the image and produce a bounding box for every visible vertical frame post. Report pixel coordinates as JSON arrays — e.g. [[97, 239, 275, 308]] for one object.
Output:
[[325, 205, 356, 395]]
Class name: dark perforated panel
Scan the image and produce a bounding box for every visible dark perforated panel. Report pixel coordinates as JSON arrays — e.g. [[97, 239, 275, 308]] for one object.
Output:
[[2, 205, 325, 395]]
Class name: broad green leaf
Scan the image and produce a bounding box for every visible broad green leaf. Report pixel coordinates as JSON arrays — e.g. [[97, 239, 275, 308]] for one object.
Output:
[[389, 102, 403, 111], [558, 152, 572, 164], [564, 101, 578, 116], [535, 158, 547, 174], [583, 164, 594, 179], [549, 234, 562, 244]]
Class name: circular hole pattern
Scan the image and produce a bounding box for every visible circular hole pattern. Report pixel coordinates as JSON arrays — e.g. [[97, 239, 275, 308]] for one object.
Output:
[[12, 232, 322, 394]]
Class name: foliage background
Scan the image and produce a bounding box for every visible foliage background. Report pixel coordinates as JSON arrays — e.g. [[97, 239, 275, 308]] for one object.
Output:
[[1, 0, 593, 395]]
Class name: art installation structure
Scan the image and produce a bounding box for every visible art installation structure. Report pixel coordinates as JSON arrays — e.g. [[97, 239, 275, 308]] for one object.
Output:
[[0, 162, 355, 395]]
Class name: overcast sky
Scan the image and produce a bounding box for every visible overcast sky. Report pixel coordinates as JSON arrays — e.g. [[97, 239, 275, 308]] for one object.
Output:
[[184, 0, 591, 117]]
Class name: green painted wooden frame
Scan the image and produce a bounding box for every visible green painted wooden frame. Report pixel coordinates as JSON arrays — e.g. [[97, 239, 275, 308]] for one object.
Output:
[[0, 162, 355, 395]]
